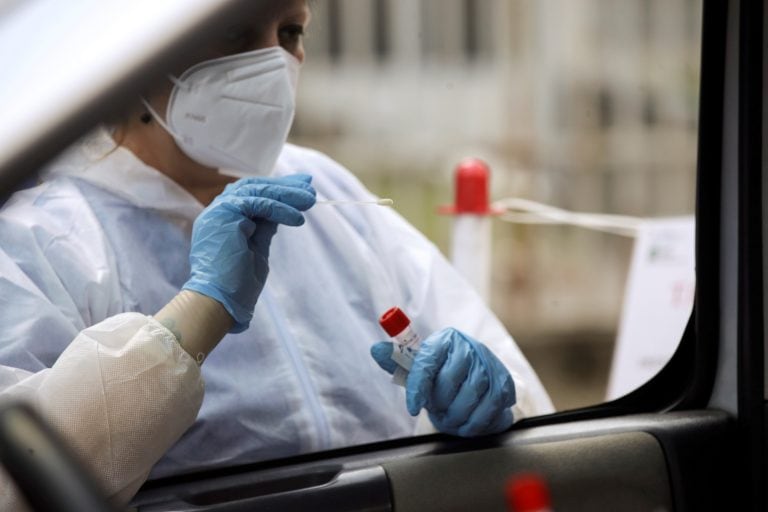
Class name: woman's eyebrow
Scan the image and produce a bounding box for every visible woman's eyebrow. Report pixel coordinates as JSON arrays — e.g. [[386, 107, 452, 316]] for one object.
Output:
[[265, 2, 311, 24]]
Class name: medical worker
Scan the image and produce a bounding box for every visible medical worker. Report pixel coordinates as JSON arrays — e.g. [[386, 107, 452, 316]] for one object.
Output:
[[0, 0, 553, 485], [0, 175, 315, 509]]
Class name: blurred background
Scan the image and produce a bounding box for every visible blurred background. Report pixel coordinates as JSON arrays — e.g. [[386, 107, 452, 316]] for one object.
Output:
[[289, 0, 703, 410]]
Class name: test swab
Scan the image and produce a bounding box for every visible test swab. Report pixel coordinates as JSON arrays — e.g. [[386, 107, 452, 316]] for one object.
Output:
[[316, 198, 394, 206]]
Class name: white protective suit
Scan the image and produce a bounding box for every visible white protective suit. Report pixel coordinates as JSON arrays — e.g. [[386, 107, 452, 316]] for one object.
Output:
[[0, 313, 202, 510], [0, 129, 554, 480]]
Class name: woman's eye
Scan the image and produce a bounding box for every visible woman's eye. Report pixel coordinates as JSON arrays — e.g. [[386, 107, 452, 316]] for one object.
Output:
[[279, 24, 305, 46]]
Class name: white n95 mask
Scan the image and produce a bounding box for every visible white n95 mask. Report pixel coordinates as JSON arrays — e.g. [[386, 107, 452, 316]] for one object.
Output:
[[143, 46, 300, 177]]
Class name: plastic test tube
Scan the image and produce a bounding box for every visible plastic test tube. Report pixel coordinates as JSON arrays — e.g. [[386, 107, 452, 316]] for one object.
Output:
[[379, 307, 422, 386]]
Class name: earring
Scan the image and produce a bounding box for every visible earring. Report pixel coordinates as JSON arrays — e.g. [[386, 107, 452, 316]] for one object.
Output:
[[140, 112, 152, 124]]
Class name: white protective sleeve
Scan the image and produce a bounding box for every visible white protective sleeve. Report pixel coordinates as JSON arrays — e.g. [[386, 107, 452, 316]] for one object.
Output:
[[0, 313, 204, 511]]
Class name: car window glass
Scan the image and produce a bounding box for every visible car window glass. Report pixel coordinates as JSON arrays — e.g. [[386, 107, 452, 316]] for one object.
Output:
[[291, 0, 703, 411], [0, 1, 705, 485]]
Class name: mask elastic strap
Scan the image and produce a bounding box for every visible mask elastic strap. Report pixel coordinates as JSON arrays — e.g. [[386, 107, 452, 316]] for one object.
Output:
[[141, 72, 191, 135], [141, 97, 176, 137], [141, 73, 189, 136], [167, 74, 189, 91]]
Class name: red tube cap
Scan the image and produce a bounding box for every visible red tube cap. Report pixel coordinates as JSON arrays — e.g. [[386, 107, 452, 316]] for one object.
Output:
[[439, 158, 503, 216], [379, 307, 411, 337]]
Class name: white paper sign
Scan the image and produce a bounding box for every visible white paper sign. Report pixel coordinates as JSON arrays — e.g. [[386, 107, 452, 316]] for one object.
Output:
[[606, 217, 695, 400]]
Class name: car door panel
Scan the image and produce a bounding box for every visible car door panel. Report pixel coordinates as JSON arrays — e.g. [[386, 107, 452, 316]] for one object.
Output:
[[132, 410, 733, 511]]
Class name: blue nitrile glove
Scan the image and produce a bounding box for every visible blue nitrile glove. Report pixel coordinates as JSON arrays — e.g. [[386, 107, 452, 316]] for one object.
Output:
[[183, 174, 316, 332], [371, 328, 516, 437]]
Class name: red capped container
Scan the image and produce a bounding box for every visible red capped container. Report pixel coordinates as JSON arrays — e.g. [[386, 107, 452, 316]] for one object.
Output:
[[439, 158, 504, 216]]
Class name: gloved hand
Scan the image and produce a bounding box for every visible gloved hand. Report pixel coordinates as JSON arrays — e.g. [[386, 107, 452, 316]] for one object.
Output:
[[371, 327, 516, 437], [183, 174, 316, 332]]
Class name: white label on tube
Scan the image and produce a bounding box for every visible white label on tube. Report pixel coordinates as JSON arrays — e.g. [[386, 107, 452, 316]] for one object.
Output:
[[393, 326, 422, 352], [392, 366, 409, 387], [390, 325, 421, 372], [391, 345, 415, 370], [389, 325, 422, 386]]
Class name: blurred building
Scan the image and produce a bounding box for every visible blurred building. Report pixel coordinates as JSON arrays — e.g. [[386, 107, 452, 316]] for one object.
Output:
[[290, 0, 702, 408]]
